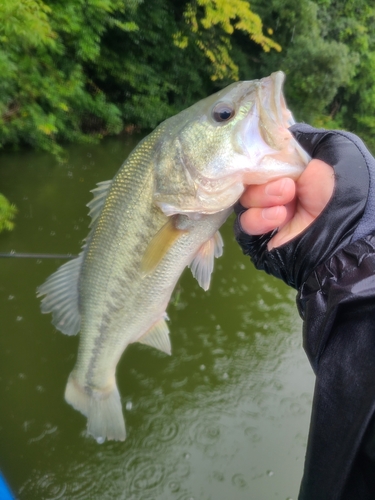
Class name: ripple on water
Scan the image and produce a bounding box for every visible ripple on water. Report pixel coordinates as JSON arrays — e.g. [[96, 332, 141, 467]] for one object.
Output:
[[189, 418, 222, 448], [231, 473, 248, 489], [21, 472, 67, 500], [126, 454, 166, 495], [65, 464, 105, 500], [171, 457, 191, 478], [244, 426, 262, 443], [177, 493, 195, 500], [147, 416, 179, 442], [168, 480, 181, 493], [131, 463, 165, 491]]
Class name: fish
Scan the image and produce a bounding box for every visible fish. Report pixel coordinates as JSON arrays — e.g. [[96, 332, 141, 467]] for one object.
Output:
[[37, 71, 309, 443]]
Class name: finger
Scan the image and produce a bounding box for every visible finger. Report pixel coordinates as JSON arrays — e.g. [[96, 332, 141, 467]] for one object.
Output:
[[239, 205, 288, 235], [240, 177, 296, 209], [296, 159, 334, 218], [267, 160, 334, 250]]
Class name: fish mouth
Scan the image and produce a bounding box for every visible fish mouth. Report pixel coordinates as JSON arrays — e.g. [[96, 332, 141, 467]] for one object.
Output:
[[257, 71, 295, 147], [253, 71, 309, 173], [267, 72, 295, 128]]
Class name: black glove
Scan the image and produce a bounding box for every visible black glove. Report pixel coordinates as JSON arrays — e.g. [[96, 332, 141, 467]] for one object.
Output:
[[234, 123, 374, 289]]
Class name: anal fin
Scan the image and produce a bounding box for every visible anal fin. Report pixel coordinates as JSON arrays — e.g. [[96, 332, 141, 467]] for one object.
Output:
[[137, 316, 171, 355]]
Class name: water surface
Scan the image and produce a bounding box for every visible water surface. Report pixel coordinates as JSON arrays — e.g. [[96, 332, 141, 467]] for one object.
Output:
[[0, 136, 314, 499]]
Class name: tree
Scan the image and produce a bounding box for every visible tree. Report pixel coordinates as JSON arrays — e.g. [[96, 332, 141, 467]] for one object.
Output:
[[243, 0, 356, 123], [315, 0, 375, 143], [0, 0, 139, 156], [175, 0, 281, 81], [0, 0, 281, 151]]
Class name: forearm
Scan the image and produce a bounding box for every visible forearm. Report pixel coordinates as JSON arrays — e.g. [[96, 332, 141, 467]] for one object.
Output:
[[298, 233, 375, 499]]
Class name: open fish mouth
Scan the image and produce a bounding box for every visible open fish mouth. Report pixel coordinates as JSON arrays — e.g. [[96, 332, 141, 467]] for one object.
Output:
[[265, 71, 295, 129], [255, 71, 309, 169]]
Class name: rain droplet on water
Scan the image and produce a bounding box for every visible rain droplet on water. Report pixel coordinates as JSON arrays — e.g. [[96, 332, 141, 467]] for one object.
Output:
[[231, 473, 247, 489], [168, 481, 180, 493]]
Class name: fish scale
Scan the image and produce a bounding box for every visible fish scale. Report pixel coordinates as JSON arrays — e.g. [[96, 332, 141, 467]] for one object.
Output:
[[37, 72, 309, 442]]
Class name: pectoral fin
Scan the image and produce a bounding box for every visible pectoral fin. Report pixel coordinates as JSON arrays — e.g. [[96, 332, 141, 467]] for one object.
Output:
[[138, 317, 171, 355], [189, 231, 224, 291], [141, 217, 187, 274]]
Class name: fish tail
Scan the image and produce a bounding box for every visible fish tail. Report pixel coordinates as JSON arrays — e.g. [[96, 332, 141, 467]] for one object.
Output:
[[65, 372, 126, 443]]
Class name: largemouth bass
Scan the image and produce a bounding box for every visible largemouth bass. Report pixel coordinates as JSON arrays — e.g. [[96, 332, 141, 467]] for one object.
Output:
[[37, 71, 308, 443]]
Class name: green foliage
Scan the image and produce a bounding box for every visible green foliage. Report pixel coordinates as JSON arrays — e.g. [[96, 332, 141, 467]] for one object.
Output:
[[248, 0, 375, 145], [1, 0, 375, 152], [0, 0, 281, 151], [176, 0, 281, 81], [0, 194, 17, 233], [0, 0, 139, 157], [316, 1, 375, 146], [246, 0, 357, 123]]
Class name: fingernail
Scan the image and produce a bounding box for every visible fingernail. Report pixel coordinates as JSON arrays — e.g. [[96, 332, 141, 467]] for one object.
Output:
[[262, 206, 281, 220], [265, 179, 287, 196]]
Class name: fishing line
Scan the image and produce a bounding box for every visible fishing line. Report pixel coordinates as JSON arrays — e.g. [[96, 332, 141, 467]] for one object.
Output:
[[0, 252, 77, 259]]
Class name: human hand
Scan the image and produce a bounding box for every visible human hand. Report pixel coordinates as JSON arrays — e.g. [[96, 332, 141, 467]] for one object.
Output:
[[234, 124, 372, 289], [239, 159, 335, 250]]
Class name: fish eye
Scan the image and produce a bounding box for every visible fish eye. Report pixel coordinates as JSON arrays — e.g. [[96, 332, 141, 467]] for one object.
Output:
[[212, 103, 235, 123]]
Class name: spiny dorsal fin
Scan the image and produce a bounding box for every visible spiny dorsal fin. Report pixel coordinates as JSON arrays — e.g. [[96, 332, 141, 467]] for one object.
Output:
[[38, 179, 112, 336], [141, 217, 187, 274], [86, 180, 112, 227], [137, 317, 171, 355], [189, 230, 224, 291], [37, 252, 84, 335]]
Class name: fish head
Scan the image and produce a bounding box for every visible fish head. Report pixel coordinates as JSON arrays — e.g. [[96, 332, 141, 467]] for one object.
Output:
[[153, 71, 309, 216]]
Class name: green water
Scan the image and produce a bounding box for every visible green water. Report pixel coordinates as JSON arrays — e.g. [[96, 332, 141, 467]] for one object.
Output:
[[0, 136, 314, 500]]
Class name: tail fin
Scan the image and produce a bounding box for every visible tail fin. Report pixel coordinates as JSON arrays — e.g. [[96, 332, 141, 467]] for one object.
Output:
[[65, 373, 126, 443]]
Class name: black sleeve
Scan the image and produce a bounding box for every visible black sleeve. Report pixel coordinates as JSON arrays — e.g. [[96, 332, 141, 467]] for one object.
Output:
[[298, 235, 375, 500]]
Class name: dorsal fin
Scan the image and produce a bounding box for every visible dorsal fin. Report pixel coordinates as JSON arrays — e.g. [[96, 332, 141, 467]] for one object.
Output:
[[189, 230, 224, 291], [86, 180, 112, 227], [37, 180, 112, 335], [37, 251, 84, 335]]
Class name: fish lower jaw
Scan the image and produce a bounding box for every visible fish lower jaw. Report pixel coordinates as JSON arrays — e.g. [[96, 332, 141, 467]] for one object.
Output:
[[242, 158, 305, 185]]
